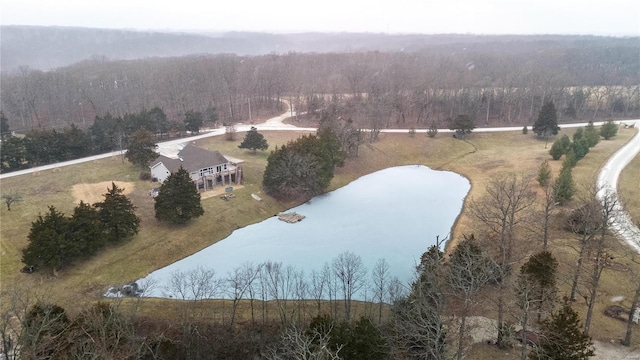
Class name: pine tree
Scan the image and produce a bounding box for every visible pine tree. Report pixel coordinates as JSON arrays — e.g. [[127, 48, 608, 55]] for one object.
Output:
[[94, 183, 140, 243], [531, 298, 594, 360], [553, 166, 575, 205], [533, 100, 560, 144], [154, 167, 204, 224], [22, 206, 74, 274], [427, 122, 438, 138], [238, 127, 269, 152], [600, 120, 618, 140], [125, 129, 158, 169], [537, 160, 552, 187], [68, 201, 105, 257], [549, 140, 565, 160], [449, 114, 476, 139], [584, 121, 600, 148], [520, 251, 558, 322]]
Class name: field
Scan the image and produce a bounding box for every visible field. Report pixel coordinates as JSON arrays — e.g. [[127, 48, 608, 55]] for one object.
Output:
[[1, 126, 639, 352]]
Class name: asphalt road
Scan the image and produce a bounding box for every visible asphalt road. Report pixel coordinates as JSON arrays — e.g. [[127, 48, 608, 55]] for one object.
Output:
[[596, 121, 640, 252], [1, 112, 638, 253]]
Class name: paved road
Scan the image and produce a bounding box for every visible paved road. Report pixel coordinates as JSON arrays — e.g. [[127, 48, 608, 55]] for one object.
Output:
[[596, 121, 640, 252], [2, 110, 638, 253]]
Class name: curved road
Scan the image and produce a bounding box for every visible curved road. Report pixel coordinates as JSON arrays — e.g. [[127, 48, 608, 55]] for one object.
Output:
[[596, 122, 640, 252], [1, 110, 638, 252]]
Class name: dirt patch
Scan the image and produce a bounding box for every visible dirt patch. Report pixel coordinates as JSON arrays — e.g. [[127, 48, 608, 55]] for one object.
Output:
[[199, 185, 245, 200], [71, 181, 135, 205]]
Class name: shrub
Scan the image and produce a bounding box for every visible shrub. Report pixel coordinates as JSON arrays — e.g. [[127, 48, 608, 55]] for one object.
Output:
[[427, 122, 438, 138], [600, 120, 618, 140], [549, 140, 565, 160], [139, 171, 152, 181], [522, 125, 528, 134]]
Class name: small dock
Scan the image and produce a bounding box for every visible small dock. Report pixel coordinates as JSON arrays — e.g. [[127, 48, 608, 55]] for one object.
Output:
[[277, 212, 305, 223]]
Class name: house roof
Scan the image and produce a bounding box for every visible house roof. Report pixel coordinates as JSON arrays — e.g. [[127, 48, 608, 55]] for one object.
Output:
[[151, 145, 229, 173]]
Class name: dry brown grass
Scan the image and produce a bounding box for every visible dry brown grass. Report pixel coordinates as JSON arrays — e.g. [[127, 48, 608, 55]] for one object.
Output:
[[71, 181, 135, 205], [1, 127, 639, 350], [619, 152, 640, 226]]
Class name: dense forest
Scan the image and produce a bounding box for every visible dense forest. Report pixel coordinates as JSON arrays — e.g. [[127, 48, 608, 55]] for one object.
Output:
[[1, 28, 638, 136]]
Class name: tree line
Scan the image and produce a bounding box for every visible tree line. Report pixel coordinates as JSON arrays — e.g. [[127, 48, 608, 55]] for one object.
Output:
[[21, 183, 139, 275], [1, 44, 638, 133], [0, 106, 215, 173]]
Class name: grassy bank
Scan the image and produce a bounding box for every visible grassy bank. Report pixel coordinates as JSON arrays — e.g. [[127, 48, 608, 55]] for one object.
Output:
[[1, 126, 638, 348]]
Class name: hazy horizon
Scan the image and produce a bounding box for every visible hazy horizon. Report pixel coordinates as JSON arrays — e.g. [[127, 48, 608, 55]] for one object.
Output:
[[2, 0, 639, 36]]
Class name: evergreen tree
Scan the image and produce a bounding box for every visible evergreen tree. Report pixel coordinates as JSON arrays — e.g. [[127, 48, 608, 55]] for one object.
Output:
[[533, 100, 560, 142], [531, 298, 594, 360], [584, 121, 600, 148], [537, 160, 552, 187], [600, 120, 618, 140], [549, 139, 565, 160], [22, 206, 74, 274], [0, 136, 27, 172], [553, 166, 575, 205], [263, 133, 344, 200], [68, 201, 105, 257], [238, 127, 269, 152], [559, 134, 572, 152], [154, 167, 204, 224], [572, 127, 584, 142], [125, 129, 158, 169], [318, 127, 347, 168], [449, 114, 476, 139], [183, 110, 204, 134], [0, 111, 11, 140], [571, 138, 590, 161], [563, 149, 578, 168], [427, 122, 438, 138], [520, 251, 558, 321], [94, 183, 140, 243]]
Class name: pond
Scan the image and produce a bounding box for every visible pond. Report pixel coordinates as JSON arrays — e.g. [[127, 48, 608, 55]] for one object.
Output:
[[137, 165, 470, 299]]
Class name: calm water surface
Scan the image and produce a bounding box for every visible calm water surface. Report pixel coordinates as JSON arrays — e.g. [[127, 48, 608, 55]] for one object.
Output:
[[140, 165, 470, 298]]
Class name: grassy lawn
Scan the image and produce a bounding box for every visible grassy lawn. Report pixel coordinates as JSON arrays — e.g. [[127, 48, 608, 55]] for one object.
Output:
[[619, 152, 640, 227], [1, 126, 639, 349]]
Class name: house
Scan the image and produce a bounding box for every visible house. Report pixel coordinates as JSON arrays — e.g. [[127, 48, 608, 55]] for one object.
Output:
[[150, 144, 243, 191]]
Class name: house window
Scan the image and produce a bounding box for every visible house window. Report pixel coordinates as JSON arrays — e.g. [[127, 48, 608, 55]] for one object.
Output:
[[216, 165, 222, 173]]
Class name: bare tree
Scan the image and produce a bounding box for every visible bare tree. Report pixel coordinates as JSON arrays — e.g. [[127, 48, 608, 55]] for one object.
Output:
[[448, 235, 497, 360], [470, 174, 537, 347], [332, 251, 367, 321], [583, 189, 618, 335], [567, 197, 602, 302], [226, 262, 261, 328], [166, 267, 221, 357], [623, 271, 640, 347], [371, 258, 390, 324], [263, 261, 292, 325], [1, 192, 22, 211], [263, 324, 343, 360], [309, 268, 328, 317]]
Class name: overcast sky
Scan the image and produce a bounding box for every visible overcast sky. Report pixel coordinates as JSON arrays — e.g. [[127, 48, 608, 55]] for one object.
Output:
[[1, 0, 639, 36]]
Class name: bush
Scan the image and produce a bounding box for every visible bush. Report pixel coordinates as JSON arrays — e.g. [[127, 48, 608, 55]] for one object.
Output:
[[600, 120, 618, 140], [571, 138, 589, 161], [549, 140, 565, 160], [427, 122, 438, 138], [139, 171, 152, 181], [408, 127, 416, 137], [522, 125, 528, 134]]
